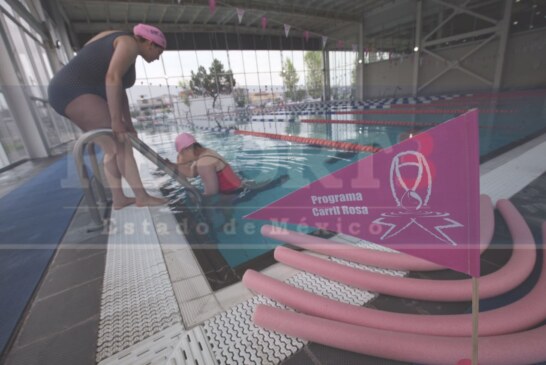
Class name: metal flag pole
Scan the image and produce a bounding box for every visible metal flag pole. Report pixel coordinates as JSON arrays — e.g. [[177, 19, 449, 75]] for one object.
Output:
[[472, 276, 479, 365]]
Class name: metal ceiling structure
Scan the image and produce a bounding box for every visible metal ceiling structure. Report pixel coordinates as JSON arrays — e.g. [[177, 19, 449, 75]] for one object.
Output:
[[50, 0, 546, 53]]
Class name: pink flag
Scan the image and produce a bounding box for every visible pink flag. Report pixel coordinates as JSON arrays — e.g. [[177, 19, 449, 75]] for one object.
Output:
[[261, 16, 267, 30], [236, 8, 244, 24], [209, 0, 216, 14], [304, 31, 310, 42], [337, 40, 344, 49], [284, 24, 291, 38], [246, 110, 481, 277]]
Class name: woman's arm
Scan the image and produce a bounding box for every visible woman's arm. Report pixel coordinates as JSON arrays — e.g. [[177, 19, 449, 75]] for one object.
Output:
[[197, 162, 220, 196], [121, 92, 137, 136], [105, 35, 139, 138]]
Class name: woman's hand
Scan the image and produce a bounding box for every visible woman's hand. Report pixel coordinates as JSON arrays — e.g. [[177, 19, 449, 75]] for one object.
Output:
[[111, 120, 128, 142], [124, 122, 138, 138]]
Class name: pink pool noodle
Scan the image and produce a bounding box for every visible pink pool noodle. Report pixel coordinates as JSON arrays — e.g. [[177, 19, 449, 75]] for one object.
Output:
[[261, 195, 494, 272], [244, 232, 545, 336], [251, 222, 545, 364], [250, 203, 545, 363], [273, 199, 535, 301], [253, 301, 546, 365]]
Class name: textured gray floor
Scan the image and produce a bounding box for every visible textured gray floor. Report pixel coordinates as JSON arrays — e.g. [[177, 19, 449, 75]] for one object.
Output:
[[2, 200, 109, 365]]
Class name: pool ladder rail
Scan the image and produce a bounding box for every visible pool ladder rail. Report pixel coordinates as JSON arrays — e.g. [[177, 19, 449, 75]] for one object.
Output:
[[73, 129, 202, 231]]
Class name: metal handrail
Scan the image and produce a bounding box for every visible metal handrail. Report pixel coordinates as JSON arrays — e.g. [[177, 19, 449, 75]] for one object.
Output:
[[73, 129, 202, 231], [127, 134, 202, 204], [73, 129, 115, 231]]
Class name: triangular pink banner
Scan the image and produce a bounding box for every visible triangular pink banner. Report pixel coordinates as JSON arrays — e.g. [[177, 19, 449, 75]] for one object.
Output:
[[284, 24, 291, 38], [246, 110, 481, 277], [236, 8, 244, 24], [208, 0, 216, 14], [304, 31, 310, 42], [337, 40, 344, 49], [261, 16, 267, 30]]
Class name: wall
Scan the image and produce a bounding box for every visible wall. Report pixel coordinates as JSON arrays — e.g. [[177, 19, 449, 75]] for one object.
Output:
[[362, 28, 546, 99]]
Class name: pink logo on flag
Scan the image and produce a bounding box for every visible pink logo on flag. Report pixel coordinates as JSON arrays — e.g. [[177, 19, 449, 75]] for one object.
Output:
[[245, 110, 481, 276], [208, 0, 216, 14]]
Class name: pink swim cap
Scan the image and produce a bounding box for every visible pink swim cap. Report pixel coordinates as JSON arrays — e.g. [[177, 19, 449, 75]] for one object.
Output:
[[133, 23, 166, 49], [175, 133, 196, 152]]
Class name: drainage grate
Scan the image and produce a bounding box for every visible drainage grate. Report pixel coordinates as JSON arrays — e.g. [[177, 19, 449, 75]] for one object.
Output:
[[202, 295, 304, 365], [98, 324, 184, 365], [97, 207, 182, 363], [166, 326, 217, 365]]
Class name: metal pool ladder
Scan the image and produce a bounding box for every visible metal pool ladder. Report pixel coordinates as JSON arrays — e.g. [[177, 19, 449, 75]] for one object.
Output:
[[73, 129, 202, 231]]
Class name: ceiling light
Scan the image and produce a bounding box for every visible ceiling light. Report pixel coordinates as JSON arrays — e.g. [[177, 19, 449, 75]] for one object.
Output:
[[513, 20, 519, 25], [358, 59, 363, 64], [413, 46, 419, 52]]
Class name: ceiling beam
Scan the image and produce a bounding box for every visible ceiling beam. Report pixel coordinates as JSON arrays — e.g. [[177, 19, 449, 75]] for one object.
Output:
[[174, 5, 185, 23], [190, 7, 203, 24], [60, 0, 362, 23], [71, 21, 298, 37]]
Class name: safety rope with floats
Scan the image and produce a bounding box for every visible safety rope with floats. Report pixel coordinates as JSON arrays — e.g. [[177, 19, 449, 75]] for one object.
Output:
[[301, 119, 438, 127], [233, 130, 381, 153]]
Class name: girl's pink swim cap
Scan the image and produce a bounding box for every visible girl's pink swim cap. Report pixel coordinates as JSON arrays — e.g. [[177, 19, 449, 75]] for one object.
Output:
[[133, 23, 166, 49], [175, 133, 196, 152]]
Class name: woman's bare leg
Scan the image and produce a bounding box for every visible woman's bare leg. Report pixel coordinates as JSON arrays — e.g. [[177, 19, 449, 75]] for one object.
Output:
[[65, 94, 165, 208], [94, 135, 136, 209], [114, 137, 165, 207]]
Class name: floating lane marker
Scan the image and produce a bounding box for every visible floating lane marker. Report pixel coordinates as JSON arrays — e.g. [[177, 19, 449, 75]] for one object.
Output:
[[233, 129, 381, 153]]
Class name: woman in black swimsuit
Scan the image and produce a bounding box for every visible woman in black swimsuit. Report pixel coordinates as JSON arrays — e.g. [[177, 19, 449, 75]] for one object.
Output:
[[48, 24, 166, 209]]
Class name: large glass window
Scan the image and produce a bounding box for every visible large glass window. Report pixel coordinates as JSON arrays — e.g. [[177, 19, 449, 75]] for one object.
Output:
[[0, 90, 27, 167], [125, 41, 363, 129], [1, 1, 76, 151], [330, 50, 358, 100]]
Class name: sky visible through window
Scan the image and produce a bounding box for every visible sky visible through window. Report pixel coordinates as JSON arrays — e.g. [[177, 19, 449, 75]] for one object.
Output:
[[128, 49, 359, 103]]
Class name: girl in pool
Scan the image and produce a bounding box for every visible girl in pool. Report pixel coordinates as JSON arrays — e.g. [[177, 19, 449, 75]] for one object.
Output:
[[169, 132, 288, 197], [167, 132, 288, 227]]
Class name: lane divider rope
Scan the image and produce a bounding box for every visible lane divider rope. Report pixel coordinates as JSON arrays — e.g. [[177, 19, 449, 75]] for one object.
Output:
[[233, 129, 381, 153]]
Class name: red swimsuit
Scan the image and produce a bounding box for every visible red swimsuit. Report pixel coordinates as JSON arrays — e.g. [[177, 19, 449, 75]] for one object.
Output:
[[198, 153, 243, 194], [216, 164, 243, 193]]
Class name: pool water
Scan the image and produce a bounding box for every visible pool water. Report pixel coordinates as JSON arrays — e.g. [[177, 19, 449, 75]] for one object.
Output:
[[145, 128, 372, 267], [142, 90, 546, 271]]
